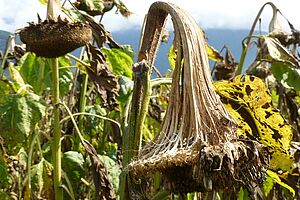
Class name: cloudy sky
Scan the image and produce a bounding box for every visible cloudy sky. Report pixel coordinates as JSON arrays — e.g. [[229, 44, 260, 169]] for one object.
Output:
[[0, 0, 299, 33]]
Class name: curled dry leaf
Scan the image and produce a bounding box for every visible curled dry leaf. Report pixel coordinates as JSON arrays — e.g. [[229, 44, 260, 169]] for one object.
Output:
[[86, 44, 120, 111], [81, 13, 120, 48], [82, 140, 116, 200]]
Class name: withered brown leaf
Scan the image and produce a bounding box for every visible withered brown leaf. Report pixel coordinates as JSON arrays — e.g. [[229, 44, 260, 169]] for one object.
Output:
[[86, 44, 120, 111]]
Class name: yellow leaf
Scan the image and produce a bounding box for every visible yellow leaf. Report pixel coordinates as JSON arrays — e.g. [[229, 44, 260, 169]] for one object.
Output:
[[214, 75, 294, 171]]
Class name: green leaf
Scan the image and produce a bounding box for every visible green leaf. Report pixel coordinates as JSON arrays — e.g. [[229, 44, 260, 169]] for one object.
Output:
[[31, 158, 53, 199], [267, 170, 295, 197], [271, 60, 300, 92], [118, 75, 133, 104], [102, 47, 133, 78], [62, 151, 85, 191], [0, 79, 14, 95], [19, 53, 73, 96], [238, 187, 250, 200], [0, 93, 46, 151], [62, 151, 85, 173], [263, 174, 274, 197], [98, 155, 121, 191]]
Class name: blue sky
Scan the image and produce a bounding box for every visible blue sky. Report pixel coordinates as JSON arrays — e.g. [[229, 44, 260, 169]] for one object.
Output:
[[0, 0, 299, 33]]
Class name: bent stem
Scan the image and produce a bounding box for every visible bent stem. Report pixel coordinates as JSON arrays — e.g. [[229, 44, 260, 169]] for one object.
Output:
[[51, 58, 63, 200]]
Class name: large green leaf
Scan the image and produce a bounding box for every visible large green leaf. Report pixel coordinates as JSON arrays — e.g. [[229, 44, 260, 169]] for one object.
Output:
[[102, 47, 133, 78], [62, 151, 85, 193], [98, 155, 121, 191], [19, 53, 73, 96], [62, 151, 85, 173], [271, 60, 300, 92], [0, 93, 46, 150]]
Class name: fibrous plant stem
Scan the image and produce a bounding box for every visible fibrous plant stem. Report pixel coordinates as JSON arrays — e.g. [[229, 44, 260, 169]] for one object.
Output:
[[51, 58, 63, 200], [120, 61, 151, 200]]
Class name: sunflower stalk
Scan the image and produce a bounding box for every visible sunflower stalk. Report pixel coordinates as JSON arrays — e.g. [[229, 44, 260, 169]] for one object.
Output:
[[120, 61, 151, 200], [47, 0, 63, 199]]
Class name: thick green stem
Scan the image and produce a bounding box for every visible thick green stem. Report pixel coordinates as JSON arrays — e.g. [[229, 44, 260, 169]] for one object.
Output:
[[120, 61, 151, 200], [51, 58, 63, 200]]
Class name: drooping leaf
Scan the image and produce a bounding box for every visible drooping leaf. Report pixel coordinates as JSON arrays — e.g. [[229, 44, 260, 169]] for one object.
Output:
[[214, 75, 294, 171], [86, 44, 120, 110], [271, 60, 300, 92], [0, 93, 46, 151], [206, 44, 223, 62], [82, 14, 120, 49], [82, 140, 116, 199], [263, 36, 300, 67], [101, 46, 133, 78], [214, 46, 237, 80], [266, 170, 295, 197]]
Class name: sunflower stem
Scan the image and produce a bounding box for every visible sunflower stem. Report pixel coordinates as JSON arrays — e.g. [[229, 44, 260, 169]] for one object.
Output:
[[51, 58, 63, 200]]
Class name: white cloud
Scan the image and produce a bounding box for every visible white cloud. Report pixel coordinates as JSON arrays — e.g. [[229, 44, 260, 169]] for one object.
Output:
[[0, 0, 300, 33]]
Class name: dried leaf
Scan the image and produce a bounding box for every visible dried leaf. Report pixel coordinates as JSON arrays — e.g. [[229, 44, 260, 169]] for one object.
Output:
[[82, 13, 120, 48], [86, 44, 120, 110], [82, 140, 116, 200]]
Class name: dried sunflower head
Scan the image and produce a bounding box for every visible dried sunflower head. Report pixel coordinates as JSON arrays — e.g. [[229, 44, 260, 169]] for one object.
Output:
[[20, 18, 92, 58]]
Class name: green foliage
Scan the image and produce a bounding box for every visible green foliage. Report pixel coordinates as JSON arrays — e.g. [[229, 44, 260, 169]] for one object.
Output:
[[271, 60, 300, 92], [98, 155, 121, 191], [0, 79, 14, 95], [62, 151, 85, 189], [238, 187, 250, 200], [18, 53, 73, 96], [266, 170, 295, 197], [117, 75, 133, 104], [102, 46, 134, 78], [0, 154, 11, 190], [0, 93, 46, 152], [31, 158, 53, 199]]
